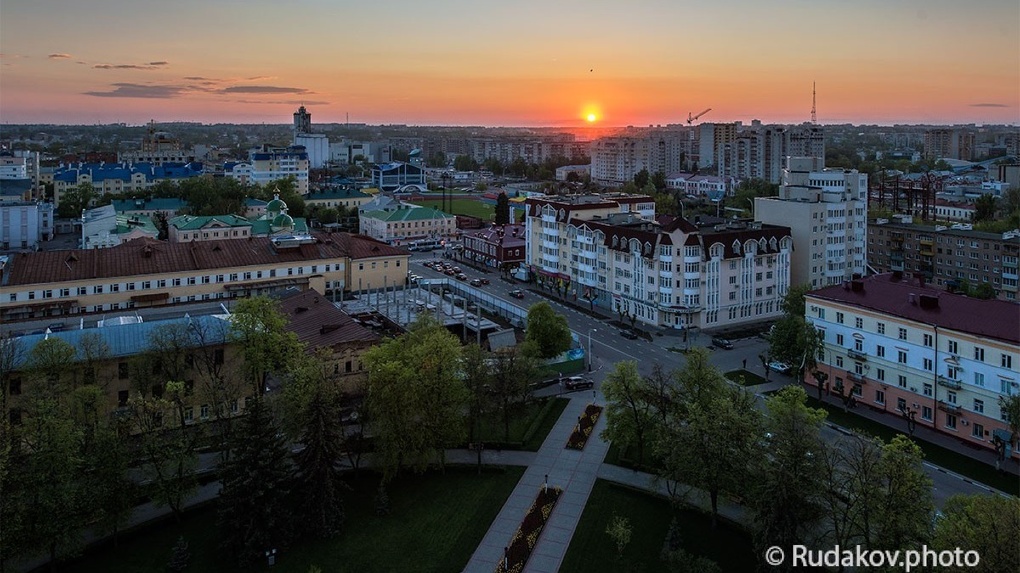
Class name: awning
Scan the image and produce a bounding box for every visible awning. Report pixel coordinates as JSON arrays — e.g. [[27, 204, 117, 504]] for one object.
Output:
[[130, 292, 170, 303]]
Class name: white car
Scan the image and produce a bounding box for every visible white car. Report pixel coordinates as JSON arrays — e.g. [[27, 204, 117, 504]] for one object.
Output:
[[767, 361, 791, 374]]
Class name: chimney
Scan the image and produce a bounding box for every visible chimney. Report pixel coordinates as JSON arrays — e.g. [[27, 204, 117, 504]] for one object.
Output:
[[850, 280, 864, 292], [919, 294, 939, 309]]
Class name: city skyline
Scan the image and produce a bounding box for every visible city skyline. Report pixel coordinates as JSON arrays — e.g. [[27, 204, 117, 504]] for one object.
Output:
[[1, 0, 1018, 127]]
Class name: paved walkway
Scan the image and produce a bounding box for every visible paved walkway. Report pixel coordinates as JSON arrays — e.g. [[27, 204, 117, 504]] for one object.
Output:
[[463, 394, 611, 573]]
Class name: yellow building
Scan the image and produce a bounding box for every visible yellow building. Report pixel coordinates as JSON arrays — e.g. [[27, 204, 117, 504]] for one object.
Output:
[[0, 232, 409, 323]]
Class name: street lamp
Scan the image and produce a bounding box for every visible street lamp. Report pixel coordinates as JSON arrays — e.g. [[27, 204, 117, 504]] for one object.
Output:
[[587, 328, 597, 372]]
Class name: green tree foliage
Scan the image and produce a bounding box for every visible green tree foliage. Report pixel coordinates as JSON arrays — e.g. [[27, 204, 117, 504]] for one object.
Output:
[[653, 191, 678, 217], [454, 155, 479, 172], [27, 336, 77, 400], [651, 171, 667, 192], [524, 301, 572, 359], [495, 192, 510, 225], [633, 168, 650, 189], [230, 296, 304, 397], [972, 193, 998, 223], [605, 514, 632, 558], [600, 361, 654, 465], [872, 435, 934, 550], [364, 314, 468, 480], [488, 344, 538, 442], [57, 182, 98, 218], [932, 494, 1020, 572], [972, 282, 996, 300], [751, 386, 827, 560], [428, 151, 447, 168], [218, 397, 293, 568]]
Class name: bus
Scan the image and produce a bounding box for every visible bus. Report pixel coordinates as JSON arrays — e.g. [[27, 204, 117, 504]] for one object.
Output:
[[406, 238, 442, 252]]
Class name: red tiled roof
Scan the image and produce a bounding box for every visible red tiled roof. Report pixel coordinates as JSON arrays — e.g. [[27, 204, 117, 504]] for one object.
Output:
[[2, 232, 407, 286], [808, 274, 1020, 344], [278, 289, 380, 349]]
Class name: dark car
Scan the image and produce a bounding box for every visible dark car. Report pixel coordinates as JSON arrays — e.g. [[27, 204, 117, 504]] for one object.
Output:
[[620, 329, 639, 340], [456, 273, 468, 281], [564, 376, 594, 390], [480, 278, 490, 285], [470, 278, 483, 286], [509, 289, 525, 299], [712, 337, 734, 350]]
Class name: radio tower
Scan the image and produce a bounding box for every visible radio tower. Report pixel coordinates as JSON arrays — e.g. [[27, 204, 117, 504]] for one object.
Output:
[[811, 81, 817, 124]]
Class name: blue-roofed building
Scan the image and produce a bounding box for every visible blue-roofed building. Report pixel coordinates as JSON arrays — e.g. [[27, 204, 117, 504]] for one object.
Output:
[[5, 313, 242, 428], [242, 145, 310, 194], [52, 162, 204, 209]]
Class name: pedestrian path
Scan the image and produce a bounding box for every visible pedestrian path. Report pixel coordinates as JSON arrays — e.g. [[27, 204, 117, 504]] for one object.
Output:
[[462, 394, 611, 573]]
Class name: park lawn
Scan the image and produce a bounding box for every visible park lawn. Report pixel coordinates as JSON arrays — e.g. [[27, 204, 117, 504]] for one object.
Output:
[[724, 369, 769, 386], [421, 198, 494, 220], [806, 397, 1020, 495], [561, 480, 756, 573], [55, 466, 525, 573], [472, 397, 569, 451]]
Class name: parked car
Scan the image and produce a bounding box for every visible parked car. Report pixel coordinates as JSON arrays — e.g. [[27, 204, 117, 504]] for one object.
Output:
[[480, 278, 490, 285], [452, 266, 461, 273], [444, 269, 456, 276], [767, 361, 791, 374], [470, 278, 483, 286], [509, 289, 525, 299], [711, 337, 734, 350], [620, 329, 639, 340], [456, 273, 468, 281], [563, 376, 594, 390]]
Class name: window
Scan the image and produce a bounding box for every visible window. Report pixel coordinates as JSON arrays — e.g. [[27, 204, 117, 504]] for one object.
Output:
[[854, 339, 863, 352], [836, 356, 844, 368], [972, 423, 984, 439], [947, 391, 957, 404], [118, 362, 129, 380], [898, 350, 907, 364], [974, 399, 984, 414], [836, 312, 844, 324], [200, 404, 210, 419], [923, 357, 932, 370], [875, 389, 885, 404], [923, 334, 933, 347], [1002, 354, 1013, 369], [922, 406, 932, 421], [836, 334, 844, 346], [8, 378, 21, 396], [877, 322, 885, 335], [973, 347, 984, 362], [974, 372, 984, 387], [214, 349, 224, 365], [897, 397, 907, 412], [923, 383, 932, 397], [855, 317, 863, 329], [946, 413, 957, 430], [947, 340, 958, 354], [117, 390, 129, 407], [898, 327, 907, 340], [877, 346, 885, 358], [876, 368, 886, 381]]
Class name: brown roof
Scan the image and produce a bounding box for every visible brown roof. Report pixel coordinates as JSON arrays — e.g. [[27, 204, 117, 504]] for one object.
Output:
[[695, 224, 792, 259], [808, 274, 1020, 344], [2, 232, 407, 287], [277, 289, 380, 349]]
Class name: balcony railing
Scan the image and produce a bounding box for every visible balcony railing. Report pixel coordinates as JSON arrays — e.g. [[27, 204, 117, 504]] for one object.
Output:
[[937, 376, 962, 390], [847, 349, 868, 362], [847, 371, 866, 384], [937, 401, 962, 414]]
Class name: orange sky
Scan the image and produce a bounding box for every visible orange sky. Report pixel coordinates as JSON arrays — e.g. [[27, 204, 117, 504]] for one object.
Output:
[[1, 0, 1017, 126]]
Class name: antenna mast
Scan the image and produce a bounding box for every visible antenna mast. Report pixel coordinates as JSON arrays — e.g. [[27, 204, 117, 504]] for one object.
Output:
[[811, 82, 817, 124]]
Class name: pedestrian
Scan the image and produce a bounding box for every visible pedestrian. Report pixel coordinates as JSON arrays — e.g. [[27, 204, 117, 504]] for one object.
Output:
[[742, 358, 747, 369]]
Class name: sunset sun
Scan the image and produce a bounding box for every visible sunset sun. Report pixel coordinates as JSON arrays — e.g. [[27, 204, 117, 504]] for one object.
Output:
[[586, 113, 597, 123]]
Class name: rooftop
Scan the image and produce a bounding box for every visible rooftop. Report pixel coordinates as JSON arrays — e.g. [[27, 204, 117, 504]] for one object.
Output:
[[277, 288, 379, 350]]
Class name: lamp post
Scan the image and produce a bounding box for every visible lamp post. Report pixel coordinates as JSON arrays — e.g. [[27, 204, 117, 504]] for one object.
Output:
[[587, 328, 597, 372]]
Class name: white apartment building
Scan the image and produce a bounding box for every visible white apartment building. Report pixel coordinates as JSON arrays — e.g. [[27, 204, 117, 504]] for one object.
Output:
[[807, 274, 1020, 459], [755, 157, 868, 289], [245, 145, 310, 194], [590, 135, 689, 186], [665, 173, 731, 197], [524, 194, 792, 332], [717, 125, 825, 184], [0, 154, 29, 180], [0, 201, 54, 250]]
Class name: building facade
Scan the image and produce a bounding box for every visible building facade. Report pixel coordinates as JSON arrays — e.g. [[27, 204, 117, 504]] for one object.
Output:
[[246, 145, 310, 194], [867, 219, 1020, 301], [0, 233, 409, 323], [370, 162, 426, 192], [53, 163, 204, 207], [118, 123, 191, 165], [806, 274, 1020, 459], [755, 157, 868, 289], [461, 224, 526, 270], [359, 205, 456, 245], [0, 201, 54, 250], [304, 188, 374, 212], [590, 134, 689, 186]]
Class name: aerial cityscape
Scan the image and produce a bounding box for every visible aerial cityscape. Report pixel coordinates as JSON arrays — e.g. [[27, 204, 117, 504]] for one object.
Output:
[[1, 1, 1018, 573]]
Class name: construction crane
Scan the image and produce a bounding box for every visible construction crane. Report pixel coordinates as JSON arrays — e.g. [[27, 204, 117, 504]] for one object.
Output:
[[687, 108, 711, 125]]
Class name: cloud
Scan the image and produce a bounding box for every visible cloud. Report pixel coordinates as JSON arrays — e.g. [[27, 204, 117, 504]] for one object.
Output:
[[244, 76, 275, 81], [221, 85, 312, 95], [969, 103, 1009, 108], [83, 83, 189, 98], [94, 63, 165, 70], [48, 53, 73, 59], [148, 61, 169, 66], [232, 99, 331, 106]]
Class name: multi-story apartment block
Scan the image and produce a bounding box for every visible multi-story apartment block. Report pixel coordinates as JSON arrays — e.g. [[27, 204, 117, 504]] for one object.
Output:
[[236, 144, 310, 194], [807, 273, 1020, 458], [524, 194, 791, 331], [924, 128, 975, 161], [0, 201, 54, 250], [118, 123, 191, 165], [590, 135, 689, 186], [462, 224, 526, 271], [755, 157, 868, 288], [53, 163, 204, 207], [359, 205, 456, 245], [0, 232, 409, 323], [0, 152, 29, 180], [867, 219, 1020, 301], [467, 135, 588, 166], [696, 123, 737, 169], [717, 125, 826, 184]]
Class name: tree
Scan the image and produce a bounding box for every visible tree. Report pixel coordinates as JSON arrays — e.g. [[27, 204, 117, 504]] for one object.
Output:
[[495, 192, 510, 225], [428, 151, 447, 168], [633, 168, 650, 189], [230, 296, 304, 397], [129, 382, 197, 522], [57, 182, 97, 218], [972, 194, 998, 223], [524, 302, 572, 359], [972, 282, 996, 300], [651, 171, 667, 192], [932, 494, 1020, 573], [871, 435, 933, 550], [999, 394, 1020, 454], [364, 314, 468, 479], [316, 207, 340, 225], [605, 515, 632, 558], [750, 386, 827, 562], [819, 433, 883, 553], [460, 343, 492, 472], [454, 155, 478, 172], [488, 344, 538, 442], [218, 397, 293, 568], [288, 350, 348, 538], [600, 361, 654, 465]]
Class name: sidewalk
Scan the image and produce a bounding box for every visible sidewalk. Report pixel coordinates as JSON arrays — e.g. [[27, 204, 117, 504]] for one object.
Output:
[[463, 394, 611, 573]]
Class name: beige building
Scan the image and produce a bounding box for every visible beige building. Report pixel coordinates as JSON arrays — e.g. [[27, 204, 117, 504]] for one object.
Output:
[[0, 232, 409, 323]]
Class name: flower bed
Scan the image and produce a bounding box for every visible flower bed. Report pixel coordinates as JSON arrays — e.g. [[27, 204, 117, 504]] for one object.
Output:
[[495, 486, 562, 573], [565, 404, 603, 450]]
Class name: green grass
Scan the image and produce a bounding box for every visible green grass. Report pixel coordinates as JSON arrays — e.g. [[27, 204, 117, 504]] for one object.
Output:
[[471, 397, 569, 451], [55, 466, 525, 573], [561, 480, 756, 573], [806, 397, 1020, 495], [724, 369, 769, 386], [421, 198, 495, 220]]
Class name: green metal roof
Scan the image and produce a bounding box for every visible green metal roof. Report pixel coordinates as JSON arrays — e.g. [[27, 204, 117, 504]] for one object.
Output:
[[114, 214, 159, 235], [168, 214, 252, 230]]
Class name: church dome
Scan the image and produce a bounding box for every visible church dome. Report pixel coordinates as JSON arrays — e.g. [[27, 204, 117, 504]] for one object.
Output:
[[272, 212, 294, 229], [266, 193, 287, 215]]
